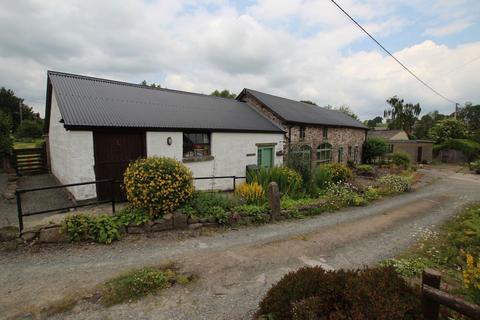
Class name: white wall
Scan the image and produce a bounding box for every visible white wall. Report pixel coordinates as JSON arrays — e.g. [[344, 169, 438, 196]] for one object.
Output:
[[147, 131, 284, 190], [48, 89, 96, 200]]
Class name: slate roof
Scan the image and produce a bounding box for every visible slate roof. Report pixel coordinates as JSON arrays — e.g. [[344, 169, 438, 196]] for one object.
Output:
[[368, 129, 408, 140], [46, 71, 284, 133], [240, 89, 368, 130]]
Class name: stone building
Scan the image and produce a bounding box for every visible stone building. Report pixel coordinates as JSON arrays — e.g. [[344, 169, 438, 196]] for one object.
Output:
[[237, 89, 368, 166]]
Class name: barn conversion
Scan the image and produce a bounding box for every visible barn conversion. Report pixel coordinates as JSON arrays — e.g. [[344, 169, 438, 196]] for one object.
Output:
[[45, 71, 285, 200]]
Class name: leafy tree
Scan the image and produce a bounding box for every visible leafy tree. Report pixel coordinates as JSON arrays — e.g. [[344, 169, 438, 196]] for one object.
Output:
[[15, 119, 44, 139], [0, 112, 12, 154], [0, 87, 38, 131], [413, 111, 447, 139], [300, 100, 317, 106], [210, 89, 236, 99], [334, 105, 359, 120], [362, 137, 388, 163], [384, 96, 421, 135], [458, 103, 480, 131], [365, 116, 383, 129], [140, 80, 161, 89], [429, 118, 468, 143]]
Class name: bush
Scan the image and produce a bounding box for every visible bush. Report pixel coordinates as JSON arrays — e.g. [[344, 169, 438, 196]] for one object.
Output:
[[62, 213, 123, 244], [377, 174, 411, 194], [356, 164, 373, 174], [182, 192, 236, 218], [392, 151, 411, 168], [124, 156, 194, 217], [247, 166, 303, 196], [470, 160, 480, 173], [235, 182, 265, 204], [256, 266, 422, 320], [429, 118, 468, 143], [323, 182, 358, 210], [313, 163, 353, 190], [433, 139, 480, 161], [285, 146, 312, 188], [363, 186, 382, 201], [0, 112, 12, 154], [362, 137, 388, 163], [15, 119, 43, 139], [463, 254, 480, 304]]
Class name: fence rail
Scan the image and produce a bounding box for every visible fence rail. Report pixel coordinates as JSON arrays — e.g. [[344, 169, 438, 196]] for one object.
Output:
[[422, 268, 480, 319], [13, 146, 47, 175]]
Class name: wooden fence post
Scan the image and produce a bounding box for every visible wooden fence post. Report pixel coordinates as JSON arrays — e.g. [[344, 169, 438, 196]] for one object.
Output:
[[422, 268, 442, 320], [268, 182, 280, 221]]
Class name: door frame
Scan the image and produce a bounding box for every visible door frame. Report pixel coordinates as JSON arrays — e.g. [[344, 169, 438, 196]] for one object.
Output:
[[257, 146, 274, 168]]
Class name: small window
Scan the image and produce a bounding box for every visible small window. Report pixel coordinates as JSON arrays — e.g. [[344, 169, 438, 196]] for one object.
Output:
[[348, 146, 352, 159], [388, 144, 394, 153], [183, 133, 210, 158], [338, 146, 344, 163], [299, 126, 306, 141], [317, 143, 332, 163], [322, 127, 328, 140]]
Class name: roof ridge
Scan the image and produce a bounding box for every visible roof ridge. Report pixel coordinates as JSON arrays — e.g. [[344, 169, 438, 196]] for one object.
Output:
[[47, 70, 241, 102]]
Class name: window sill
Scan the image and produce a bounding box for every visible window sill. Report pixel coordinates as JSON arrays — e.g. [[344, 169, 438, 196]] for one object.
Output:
[[182, 155, 214, 163]]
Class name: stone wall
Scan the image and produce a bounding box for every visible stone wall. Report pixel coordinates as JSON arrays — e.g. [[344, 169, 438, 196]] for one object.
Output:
[[239, 94, 286, 130]]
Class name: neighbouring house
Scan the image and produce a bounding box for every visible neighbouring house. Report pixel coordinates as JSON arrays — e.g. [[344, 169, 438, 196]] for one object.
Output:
[[368, 129, 433, 163], [237, 89, 368, 166], [44, 71, 285, 201]]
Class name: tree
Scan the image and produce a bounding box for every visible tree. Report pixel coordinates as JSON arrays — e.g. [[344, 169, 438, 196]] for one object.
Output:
[[210, 89, 236, 99], [458, 102, 480, 131], [384, 96, 421, 136], [364, 116, 383, 129], [331, 105, 359, 120], [0, 112, 12, 154], [429, 118, 468, 143], [413, 111, 447, 139], [300, 100, 317, 106], [0, 87, 38, 131], [362, 137, 388, 163], [140, 80, 161, 89], [15, 119, 44, 139]]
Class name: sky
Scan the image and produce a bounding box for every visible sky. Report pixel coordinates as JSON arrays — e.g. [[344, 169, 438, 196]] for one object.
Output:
[[1, 0, 479, 120]]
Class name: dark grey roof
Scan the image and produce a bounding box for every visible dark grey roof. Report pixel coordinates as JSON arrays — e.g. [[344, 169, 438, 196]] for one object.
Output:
[[47, 71, 284, 133], [368, 129, 407, 140], [241, 89, 368, 129]]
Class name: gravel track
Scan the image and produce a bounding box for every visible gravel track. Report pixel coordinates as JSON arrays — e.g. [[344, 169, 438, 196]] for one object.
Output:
[[0, 167, 479, 320]]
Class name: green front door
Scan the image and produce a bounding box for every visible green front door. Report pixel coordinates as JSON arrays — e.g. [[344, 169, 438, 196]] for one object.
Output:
[[258, 146, 274, 168]]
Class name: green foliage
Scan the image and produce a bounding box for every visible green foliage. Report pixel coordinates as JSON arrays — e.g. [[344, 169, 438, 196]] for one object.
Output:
[[256, 266, 422, 320], [247, 166, 303, 197], [89, 215, 121, 244], [285, 146, 312, 188], [470, 160, 480, 173], [101, 267, 170, 306], [0, 87, 39, 131], [210, 89, 236, 99], [384, 96, 421, 135], [458, 103, 480, 131], [362, 137, 388, 163], [433, 139, 480, 161], [365, 116, 383, 129], [377, 174, 411, 194], [114, 206, 151, 226], [380, 258, 429, 278], [235, 203, 270, 223], [139, 80, 161, 88], [313, 163, 353, 190], [334, 105, 359, 120], [15, 119, 43, 139], [392, 151, 411, 168], [356, 164, 373, 174], [61, 214, 92, 242], [124, 156, 194, 216], [0, 112, 13, 154], [444, 205, 480, 262], [280, 196, 320, 210], [429, 118, 468, 143], [209, 206, 229, 224], [363, 186, 382, 201], [182, 192, 236, 218], [323, 182, 359, 210]]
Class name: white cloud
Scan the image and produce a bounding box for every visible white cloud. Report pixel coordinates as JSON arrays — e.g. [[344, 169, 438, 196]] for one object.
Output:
[[424, 20, 472, 37], [0, 0, 478, 121]]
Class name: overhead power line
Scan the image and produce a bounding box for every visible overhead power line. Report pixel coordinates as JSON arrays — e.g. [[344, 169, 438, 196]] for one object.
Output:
[[329, 0, 459, 105]]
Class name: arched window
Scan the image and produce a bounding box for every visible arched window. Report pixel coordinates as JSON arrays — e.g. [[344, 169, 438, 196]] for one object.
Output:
[[317, 143, 332, 163]]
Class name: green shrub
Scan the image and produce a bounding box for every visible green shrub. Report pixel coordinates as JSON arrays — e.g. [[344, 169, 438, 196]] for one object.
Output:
[[429, 118, 468, 143], [470, 160, 480, 173], [313, 163, 353, 190], [392, 151, 411, 168], [15, 119, 43, 139], [377, 174, 411, 194], [235, 182, 265, 204], [182, 192, 236, 218], [62, 213, 123, 244], [113, 206, 151, 226], [285, 147, 312, 188], [323, 182, 358, 210], [247, 166, 303, 196], [235, 203, 270, 223], [281, 196, 320, 210], [362, 137, 388, 163], [380, 258, 430, 278], [61, 214, 92, 242], [433, 139, 480, 161], [363, 186, 382, 201], [356, 164, 373, 174], [256, 266, 422, 320], [124, 156, 194, 216], [209, 206, 229, 224], [0, 112, 12, 154]]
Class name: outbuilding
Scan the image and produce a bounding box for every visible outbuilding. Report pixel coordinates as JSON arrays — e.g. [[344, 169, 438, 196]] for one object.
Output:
[[44, 71, 285, 201]]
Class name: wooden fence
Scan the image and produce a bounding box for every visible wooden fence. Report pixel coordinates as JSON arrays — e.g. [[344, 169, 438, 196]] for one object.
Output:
[[422, 268, 480, 319], [13, 146, 47, 175]]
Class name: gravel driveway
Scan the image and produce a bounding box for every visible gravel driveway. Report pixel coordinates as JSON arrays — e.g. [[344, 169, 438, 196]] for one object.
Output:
[[1, 167, 479, 320]]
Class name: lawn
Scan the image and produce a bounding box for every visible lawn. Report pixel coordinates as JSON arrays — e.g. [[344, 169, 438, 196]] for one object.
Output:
[[13, 138, 44, 149]]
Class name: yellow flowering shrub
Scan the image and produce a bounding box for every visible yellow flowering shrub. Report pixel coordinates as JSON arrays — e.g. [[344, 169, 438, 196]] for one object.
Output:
[[463, 254, 480, 303], [235, 182, 265, 204], [124, 157, 194, 217]]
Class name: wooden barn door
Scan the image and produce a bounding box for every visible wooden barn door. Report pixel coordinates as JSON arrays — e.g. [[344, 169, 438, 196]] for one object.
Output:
[[93, 131, 146, 201]]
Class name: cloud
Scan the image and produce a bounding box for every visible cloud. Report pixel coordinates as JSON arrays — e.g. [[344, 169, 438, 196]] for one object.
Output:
[[424, 20, 472, 37], [0, 0, 479, 121]]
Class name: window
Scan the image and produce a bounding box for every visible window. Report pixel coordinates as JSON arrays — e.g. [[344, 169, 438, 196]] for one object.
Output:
[[317, 143, 332, 163], [338, 146, 344, 163], [322, 127, 328, 140], [348, 146, 352, 159], [258, 146, 274, 168], [299, 126, 306, 141], [353, 146, 359, 163], [388, 144, 394, 153], [183, 132, 210, 158]]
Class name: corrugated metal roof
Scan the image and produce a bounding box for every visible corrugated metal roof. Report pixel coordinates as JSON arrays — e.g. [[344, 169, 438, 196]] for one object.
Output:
[[47, 71, 284, 133], [242, 89, 368, 129]]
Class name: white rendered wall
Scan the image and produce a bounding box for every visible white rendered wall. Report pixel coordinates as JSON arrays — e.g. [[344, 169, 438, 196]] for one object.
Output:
[[48, 89, 96, 200], [147, 131, 284, 190]]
